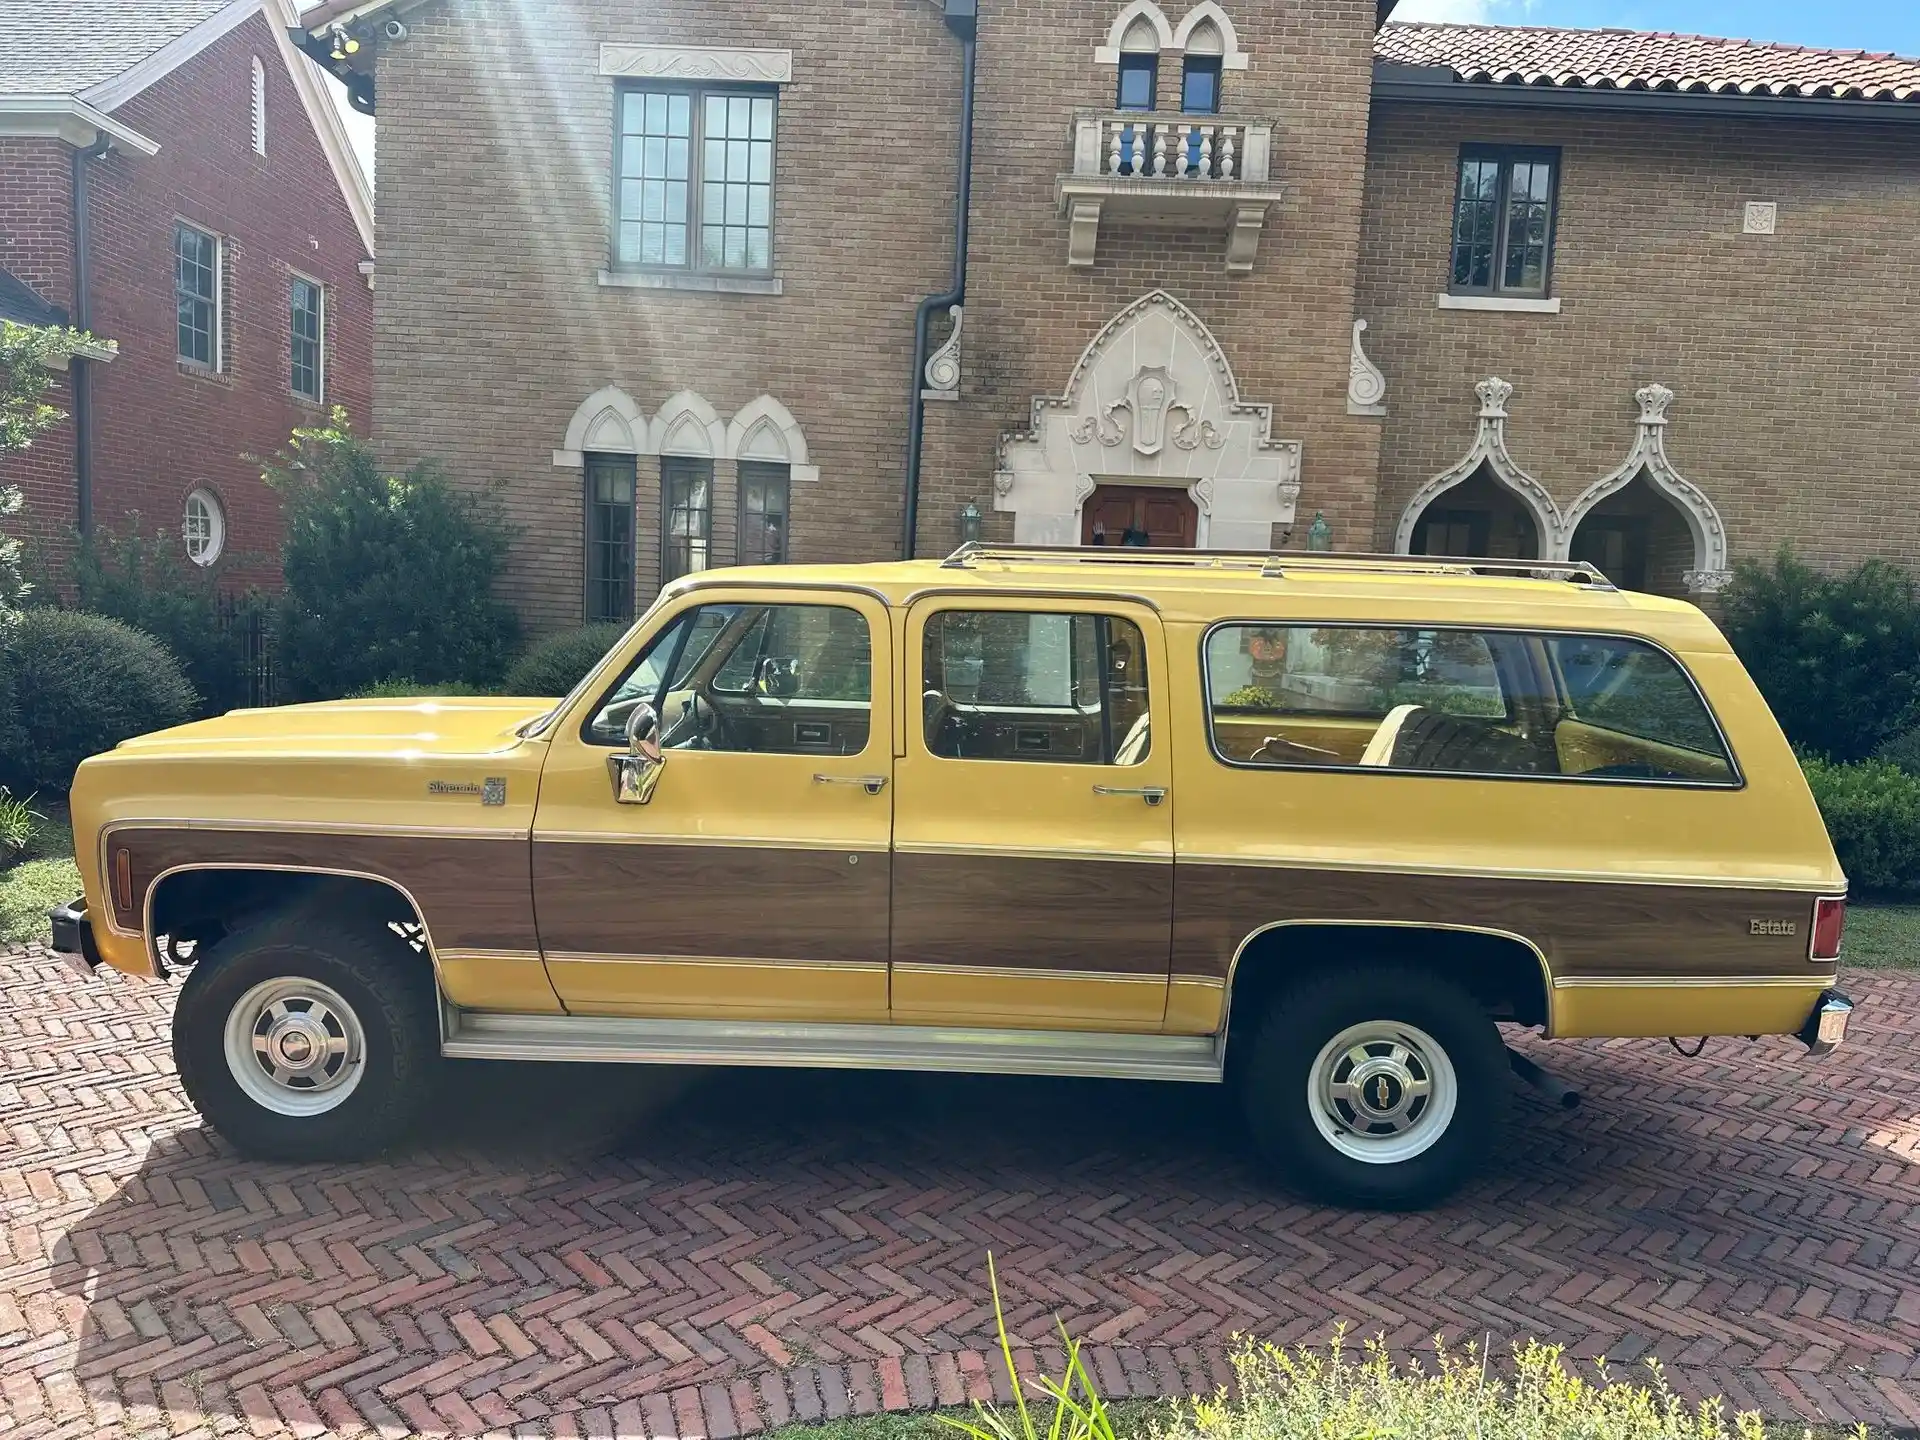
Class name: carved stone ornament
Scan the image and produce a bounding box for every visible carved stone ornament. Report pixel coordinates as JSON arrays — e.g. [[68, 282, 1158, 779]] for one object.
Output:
[[599, 44, 792, 82], [1563, 383, 1730, 593], [1347, 318, 1386, 417], [1393, 376, 1556, 557], [994, 289, 1302, 549], [922, 306, 963, 397]]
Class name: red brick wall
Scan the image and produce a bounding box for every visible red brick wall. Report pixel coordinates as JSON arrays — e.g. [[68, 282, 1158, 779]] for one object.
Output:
[[3, 14, 373, 590]]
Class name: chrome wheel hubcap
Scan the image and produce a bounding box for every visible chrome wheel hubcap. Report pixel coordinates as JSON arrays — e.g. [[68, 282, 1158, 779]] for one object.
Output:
[[222, 978, 365, 1117], [1308, 1020, 1457, 1165]]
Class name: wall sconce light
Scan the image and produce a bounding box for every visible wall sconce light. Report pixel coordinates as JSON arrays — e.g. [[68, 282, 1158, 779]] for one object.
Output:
[[958, 501, 982, 545], [1307, 511, 1332, 551]]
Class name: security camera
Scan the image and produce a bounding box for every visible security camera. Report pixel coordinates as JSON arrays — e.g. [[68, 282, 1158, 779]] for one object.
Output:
[[383, 17, 408, 40]]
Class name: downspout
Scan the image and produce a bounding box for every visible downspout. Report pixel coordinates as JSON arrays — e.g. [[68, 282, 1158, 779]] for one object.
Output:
[[901, 0, 977, 559], [70, 136, 110, 537]]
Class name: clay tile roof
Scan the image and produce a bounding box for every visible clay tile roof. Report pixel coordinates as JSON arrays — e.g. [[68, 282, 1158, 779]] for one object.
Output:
[[1374, 22, 1920, 104]]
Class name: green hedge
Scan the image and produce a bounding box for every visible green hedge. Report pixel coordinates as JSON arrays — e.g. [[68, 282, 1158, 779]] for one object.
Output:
[[502, 623, 626, 697], [0, 609, 197, 793], [1802, 756, 1920, 898], [345, 678, 492, 699]]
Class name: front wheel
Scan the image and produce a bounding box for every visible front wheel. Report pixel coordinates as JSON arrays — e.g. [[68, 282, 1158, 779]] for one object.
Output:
[[173, 915, 438, 1160], [1235, 965, 1508, 1209]]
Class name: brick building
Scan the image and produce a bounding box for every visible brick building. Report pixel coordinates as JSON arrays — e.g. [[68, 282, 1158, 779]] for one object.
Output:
[[300, 0, 1918, 630], [0, 0, 374, 589]]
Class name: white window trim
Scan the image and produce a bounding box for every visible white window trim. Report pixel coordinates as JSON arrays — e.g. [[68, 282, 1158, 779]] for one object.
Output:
[[599, 44, 792, 82], [1435, 293, 1562, 314], [250, 55, 266, 155], [184, 487, 225, 567], [175, 220, 224, 372], [290, 269, 326, 403]]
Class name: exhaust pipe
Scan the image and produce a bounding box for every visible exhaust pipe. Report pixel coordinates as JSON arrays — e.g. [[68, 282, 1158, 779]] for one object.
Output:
[[1508, 1048, 1581, 1110]]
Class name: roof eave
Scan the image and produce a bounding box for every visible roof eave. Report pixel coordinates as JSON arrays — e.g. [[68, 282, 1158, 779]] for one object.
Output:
[[0, 95, 161, 154], [1372, 64, 1920, 124]]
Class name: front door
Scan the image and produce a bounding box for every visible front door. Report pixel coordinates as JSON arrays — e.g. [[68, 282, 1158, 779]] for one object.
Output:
[[1082, 484, 1199, 548], [531, 588, 894, 1019], [891, 595, 1174, 1029]]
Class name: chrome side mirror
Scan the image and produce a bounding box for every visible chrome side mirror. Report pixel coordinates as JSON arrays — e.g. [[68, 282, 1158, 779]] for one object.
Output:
[[609, 701, 665, 804]]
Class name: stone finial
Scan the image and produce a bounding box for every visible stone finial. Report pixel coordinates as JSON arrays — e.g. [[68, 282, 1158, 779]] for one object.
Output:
[[1636, 382, 1674, 425], [1476, 376, 1513, 419]]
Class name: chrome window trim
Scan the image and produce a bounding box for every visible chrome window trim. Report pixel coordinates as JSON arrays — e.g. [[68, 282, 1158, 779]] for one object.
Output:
[[1197, 618, 1746, 790]]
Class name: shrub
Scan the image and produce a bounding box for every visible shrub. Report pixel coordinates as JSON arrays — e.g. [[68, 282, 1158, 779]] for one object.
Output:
[[1873, 724, 1920, 777], [1163, 1329, 1788, 1440], [0, 609, 197, 793], [0, 787, 34, 860], [1801, 756, 1920, 897], [1721, 548, 1920, 762], [66, 519, 266, 716], [263, 410, 520, 701], [501, 623, 626, 696], [345, 678, 491, 699]]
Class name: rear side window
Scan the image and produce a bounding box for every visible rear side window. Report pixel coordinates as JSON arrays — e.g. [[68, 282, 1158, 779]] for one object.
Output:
[[1203, 624, 1734, 785], [922, 610, 1150, 765]]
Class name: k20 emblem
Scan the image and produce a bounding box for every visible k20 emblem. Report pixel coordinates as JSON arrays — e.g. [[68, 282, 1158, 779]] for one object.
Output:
[[482, 777, 507, 807], [1750, 918, 1796, 936]]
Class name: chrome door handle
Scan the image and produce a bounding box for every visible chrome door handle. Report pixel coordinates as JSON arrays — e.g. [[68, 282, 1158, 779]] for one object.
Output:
[[1093, 785, 1167, 806], [814, 773, 888, 795]]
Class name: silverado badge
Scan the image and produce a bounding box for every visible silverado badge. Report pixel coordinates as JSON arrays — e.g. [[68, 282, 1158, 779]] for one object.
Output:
[[428, 778, 508, 806]]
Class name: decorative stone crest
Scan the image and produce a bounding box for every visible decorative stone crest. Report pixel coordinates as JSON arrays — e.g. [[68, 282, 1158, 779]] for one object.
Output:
[[995, 289, 1301, 548], [1346, 318, 1387, 417], [599, 44, 792, 82], [922, 306, 963, 400]]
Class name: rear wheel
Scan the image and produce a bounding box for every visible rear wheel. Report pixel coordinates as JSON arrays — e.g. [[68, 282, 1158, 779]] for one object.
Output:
[[1236, 964, 1507, 1209], [173, 914, 438, 1160]]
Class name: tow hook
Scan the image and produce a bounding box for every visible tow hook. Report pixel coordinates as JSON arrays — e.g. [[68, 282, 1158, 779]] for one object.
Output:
[[1508, 1048, 1581, 1110], [1798, 989, 1853, 1055]]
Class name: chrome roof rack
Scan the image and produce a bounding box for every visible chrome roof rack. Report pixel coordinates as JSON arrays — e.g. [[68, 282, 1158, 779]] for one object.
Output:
[[940, 542, 1615, 589]]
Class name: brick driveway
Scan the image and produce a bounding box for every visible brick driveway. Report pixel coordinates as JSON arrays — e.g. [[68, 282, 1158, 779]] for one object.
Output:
[[2, 944, 1918, 1440]]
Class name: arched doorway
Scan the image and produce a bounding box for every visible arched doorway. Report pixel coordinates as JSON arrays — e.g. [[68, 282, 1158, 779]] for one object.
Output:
[[1567, 471, 1694, 594], [1408, 463, 1542, 560]]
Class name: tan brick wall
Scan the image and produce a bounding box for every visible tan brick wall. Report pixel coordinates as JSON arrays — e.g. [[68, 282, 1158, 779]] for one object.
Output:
[[918, 0, 1386, 558], [1357, 103, 1920, 576], [371, 0, 959, 633]]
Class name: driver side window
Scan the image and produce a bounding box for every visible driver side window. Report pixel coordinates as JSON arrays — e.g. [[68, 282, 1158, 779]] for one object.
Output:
[[587, 601, 872, 755]]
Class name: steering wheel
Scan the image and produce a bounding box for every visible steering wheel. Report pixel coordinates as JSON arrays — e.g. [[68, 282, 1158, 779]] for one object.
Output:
[[660, 688, 725, 749]]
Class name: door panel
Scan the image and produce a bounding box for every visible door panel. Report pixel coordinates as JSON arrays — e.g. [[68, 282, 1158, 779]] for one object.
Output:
[[1081, 484, 1199, 548], [532, 590, 894, 1020], [893, 599, 1174, 1029]]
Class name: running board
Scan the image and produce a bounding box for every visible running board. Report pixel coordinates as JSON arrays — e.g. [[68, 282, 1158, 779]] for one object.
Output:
[[442, 1008, 1225, 1083]]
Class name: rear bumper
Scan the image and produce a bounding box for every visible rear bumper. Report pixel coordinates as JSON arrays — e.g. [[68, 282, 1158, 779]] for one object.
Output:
[[47, 897, 102, 980], [1797, 987, 1853, 1055]]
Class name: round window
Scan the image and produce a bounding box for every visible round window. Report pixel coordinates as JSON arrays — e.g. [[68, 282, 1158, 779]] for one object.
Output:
[[184, 488, 225, 567]]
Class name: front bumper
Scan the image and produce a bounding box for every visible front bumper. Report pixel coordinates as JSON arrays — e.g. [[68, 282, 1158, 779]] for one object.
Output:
[[47, 897, 102, 980], [1797, 987, 1853, 1055]]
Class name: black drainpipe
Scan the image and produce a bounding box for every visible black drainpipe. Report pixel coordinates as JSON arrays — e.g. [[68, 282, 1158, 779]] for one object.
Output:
[[901, 0, 977, 559], [71, 136, 110, 537]]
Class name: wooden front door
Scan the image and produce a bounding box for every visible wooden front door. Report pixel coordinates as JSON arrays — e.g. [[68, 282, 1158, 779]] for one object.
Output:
[[1081, 485, 1199, 548]]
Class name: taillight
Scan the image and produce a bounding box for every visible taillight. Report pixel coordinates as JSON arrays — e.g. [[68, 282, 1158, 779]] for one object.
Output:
[[1811, 895, 1846, 962]]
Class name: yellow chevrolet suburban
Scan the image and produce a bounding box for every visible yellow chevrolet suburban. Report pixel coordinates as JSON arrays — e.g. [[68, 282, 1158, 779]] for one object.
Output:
[[52, 546, 1852, 1208]]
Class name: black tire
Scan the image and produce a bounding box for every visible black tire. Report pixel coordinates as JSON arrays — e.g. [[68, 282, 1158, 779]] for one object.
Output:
[[172, 913, 438, 1161], [1234, 964, 1508, 1209]]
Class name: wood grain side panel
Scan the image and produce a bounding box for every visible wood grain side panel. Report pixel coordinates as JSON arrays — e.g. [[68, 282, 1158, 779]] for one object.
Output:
[[891, 852, 1172, 976], [110, 826, 536, 950], [532, 842, 890, 963], [1172, 863, 1823, 982]]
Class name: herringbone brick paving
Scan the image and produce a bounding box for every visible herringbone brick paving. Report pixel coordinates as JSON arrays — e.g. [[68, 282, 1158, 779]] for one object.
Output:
[[2, 943, 1917, 1439]]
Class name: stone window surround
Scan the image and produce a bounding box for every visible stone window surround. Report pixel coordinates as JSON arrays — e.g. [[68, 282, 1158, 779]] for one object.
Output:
[[599, 45, 793, 295], [1094, 0, 1248, 70], [554, 386, 820, 485]]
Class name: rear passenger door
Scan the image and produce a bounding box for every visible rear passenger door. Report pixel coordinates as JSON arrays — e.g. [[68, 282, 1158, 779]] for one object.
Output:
[[890, 596, 1173, 1030]]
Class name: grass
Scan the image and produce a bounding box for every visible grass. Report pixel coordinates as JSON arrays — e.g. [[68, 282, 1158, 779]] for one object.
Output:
[[767, 1404, 1165, 1440], [1835, 903, 1920, 969], [0, 798, 78, 945]]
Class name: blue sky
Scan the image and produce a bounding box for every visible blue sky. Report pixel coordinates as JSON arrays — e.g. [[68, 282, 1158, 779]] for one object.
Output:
[[1389, 0, 1920, 56]]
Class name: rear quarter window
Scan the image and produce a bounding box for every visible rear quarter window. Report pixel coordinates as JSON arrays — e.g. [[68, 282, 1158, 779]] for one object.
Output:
[[1203, 623, 1736, 785]]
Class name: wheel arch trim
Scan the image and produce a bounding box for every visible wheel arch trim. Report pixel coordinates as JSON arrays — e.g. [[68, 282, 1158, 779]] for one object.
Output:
[[1221, 918, 1557, 1038], [144, 862, 449, 1006]]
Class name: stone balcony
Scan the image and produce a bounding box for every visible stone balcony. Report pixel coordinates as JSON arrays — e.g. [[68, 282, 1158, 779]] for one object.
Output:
[[1055, 112, 1284, 272]]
